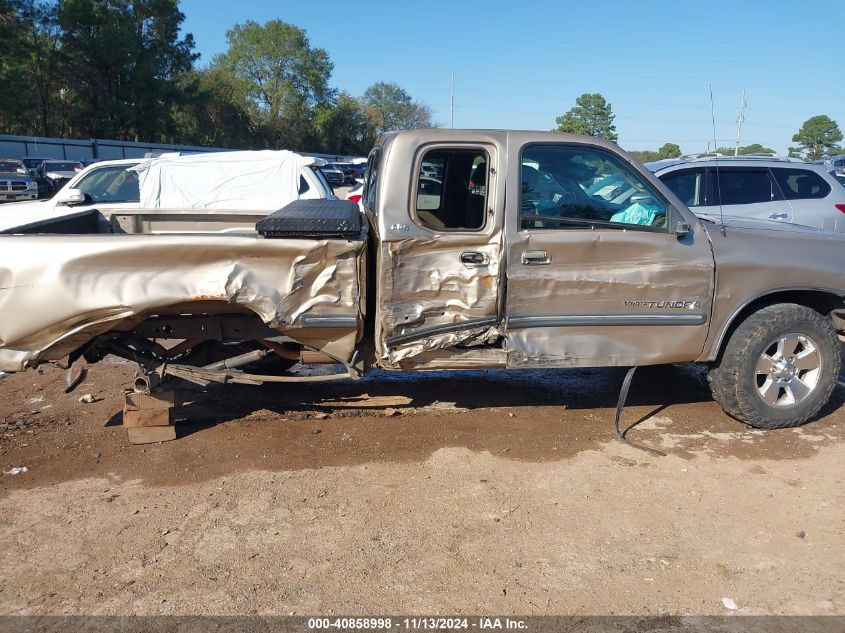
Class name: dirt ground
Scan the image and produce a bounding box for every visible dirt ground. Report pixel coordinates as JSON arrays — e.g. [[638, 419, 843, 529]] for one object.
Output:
[[1, 356, 844, 616]]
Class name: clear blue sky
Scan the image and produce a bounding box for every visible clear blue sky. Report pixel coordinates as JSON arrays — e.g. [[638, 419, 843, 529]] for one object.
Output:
[[179, 0, 843, 155]]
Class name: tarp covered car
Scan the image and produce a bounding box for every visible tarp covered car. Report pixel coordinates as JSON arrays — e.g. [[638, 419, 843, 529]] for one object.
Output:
[[132, 150, 333, 211]]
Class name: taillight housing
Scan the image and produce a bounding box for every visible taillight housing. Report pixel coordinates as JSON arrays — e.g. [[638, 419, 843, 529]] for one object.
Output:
[[348, 194, 362, 203], [836, 204, 845, 214]]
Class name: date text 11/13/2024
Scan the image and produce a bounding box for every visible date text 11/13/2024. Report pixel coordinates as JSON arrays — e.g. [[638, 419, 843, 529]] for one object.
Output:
[[307, 617, 528, 630]]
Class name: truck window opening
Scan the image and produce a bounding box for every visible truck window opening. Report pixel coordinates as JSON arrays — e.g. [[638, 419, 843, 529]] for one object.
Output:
[[415, 148, 488, 231]]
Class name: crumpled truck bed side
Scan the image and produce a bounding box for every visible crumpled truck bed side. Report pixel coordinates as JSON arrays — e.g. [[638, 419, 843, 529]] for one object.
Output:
[[0, 233, 365, 372]]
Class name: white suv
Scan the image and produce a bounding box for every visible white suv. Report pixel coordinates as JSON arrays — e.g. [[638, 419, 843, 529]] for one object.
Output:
[[648, 157, 845, 232]]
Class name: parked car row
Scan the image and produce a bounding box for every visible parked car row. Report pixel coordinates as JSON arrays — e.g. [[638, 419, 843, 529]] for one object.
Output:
[[319, 164, 345, 186], [318, 161, 366, 186], [0, 156, 91, 202]]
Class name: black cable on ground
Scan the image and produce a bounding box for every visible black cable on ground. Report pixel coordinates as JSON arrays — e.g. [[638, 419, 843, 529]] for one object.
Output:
[[614, 366, 667, 457]]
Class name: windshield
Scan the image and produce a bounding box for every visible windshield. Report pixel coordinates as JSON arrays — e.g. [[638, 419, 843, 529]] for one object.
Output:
[[23, 158, 48, 168], [44, 162, 81, 172], [73, 164, 140, 203], [0, 161, 25, 173]]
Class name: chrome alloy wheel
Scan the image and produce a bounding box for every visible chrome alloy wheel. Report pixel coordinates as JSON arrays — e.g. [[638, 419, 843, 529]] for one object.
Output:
[[755, 333, 822, 408]]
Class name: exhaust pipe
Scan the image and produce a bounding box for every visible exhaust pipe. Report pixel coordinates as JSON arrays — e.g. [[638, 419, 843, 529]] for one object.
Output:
[[300, 351, 337, 364], [204, 349, 270, 371], [259, 340, 337, 365], [133, 372, 161, 394]]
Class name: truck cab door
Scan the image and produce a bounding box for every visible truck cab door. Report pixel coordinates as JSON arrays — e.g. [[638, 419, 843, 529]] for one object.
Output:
[[373, 134, 505, 368], [503, 139, 715, 368]]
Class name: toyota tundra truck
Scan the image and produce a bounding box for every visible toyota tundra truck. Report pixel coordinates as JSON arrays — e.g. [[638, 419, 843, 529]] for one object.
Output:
[[1, 129, 844, 430]]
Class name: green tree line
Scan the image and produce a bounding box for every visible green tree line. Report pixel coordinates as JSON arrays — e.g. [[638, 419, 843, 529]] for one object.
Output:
[[0, 0, 434, 154]]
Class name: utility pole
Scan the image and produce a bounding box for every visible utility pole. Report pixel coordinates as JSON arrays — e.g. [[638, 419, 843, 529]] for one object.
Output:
[[734, 89, 747, 156], [450, 69, 454, 128]]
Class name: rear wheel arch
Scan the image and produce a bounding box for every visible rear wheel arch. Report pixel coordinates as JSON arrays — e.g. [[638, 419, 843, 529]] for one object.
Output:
[[80, 301, 294, 365]]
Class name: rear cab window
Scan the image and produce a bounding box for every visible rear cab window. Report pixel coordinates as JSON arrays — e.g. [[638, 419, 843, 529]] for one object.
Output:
[[44, 162, 82, 172], [413, 147, 488, 231], [23, 158, 48, 169]]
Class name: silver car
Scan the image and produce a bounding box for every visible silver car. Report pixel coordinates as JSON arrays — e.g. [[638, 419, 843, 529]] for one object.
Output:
[[814, 155, 845, 187], [648, 157, 845, 232], [814, 154, 845, 170]]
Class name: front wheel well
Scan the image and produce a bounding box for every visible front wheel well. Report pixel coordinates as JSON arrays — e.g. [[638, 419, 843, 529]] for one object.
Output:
[[712, 290, 844, 363]]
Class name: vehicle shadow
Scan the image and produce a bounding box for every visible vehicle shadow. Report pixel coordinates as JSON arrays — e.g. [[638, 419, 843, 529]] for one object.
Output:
[[6, 360, 844, 494], [171, 364, 714, 433], [170, 360, 845, 432], [102, 359, 845, 449], [125, 359, 841, 475]]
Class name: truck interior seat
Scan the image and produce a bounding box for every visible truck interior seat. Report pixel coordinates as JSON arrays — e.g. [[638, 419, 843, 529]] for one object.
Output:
[[417, 209, 446, 228], [464, 161, 487, 229]]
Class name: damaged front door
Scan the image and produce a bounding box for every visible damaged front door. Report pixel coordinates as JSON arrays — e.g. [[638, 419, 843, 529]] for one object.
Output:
[[375, 138, 504, 367], [504, 140, 715, 367]]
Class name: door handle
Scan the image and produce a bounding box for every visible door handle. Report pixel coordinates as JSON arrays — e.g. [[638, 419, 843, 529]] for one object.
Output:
[[521, 250, 551, 265], [460, 251, 488, 267], [768, 212, 789, 220]]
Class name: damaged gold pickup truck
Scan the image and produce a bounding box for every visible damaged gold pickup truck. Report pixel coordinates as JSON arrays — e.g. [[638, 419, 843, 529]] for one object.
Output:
[[2, 129, 845, 430]]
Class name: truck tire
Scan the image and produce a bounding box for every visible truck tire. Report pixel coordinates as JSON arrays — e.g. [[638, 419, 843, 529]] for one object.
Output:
[[708, 303, 840, 429]]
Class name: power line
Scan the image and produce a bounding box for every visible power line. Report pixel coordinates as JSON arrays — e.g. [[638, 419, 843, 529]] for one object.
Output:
[[452, 102, 797, 129], [436, 87, 843, 119], [619, 138, 745, 142]]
